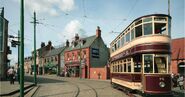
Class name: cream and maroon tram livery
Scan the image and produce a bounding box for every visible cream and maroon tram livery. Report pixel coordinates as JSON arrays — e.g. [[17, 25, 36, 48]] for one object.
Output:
[[110, 14, 172, 95]]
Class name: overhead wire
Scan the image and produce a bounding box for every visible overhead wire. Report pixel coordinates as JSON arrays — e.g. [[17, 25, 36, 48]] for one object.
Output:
[[111, 0, 139, 33]]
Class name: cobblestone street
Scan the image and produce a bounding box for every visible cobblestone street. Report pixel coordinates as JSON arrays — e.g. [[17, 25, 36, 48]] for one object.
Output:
[[28, 75, 128, 97]]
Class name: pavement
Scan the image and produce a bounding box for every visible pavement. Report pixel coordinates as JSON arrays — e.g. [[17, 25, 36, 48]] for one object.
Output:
[[0, 75, 184, 97], [0, 81, 35, 96]]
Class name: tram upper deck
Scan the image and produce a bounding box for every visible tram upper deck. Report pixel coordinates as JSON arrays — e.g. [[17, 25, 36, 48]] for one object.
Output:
[[110, 14, 171, 58]]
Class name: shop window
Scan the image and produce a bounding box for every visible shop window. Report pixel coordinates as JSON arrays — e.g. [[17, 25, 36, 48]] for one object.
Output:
[[135, 25, 142, 37], [154, 23, 167, 35], [144, 23, 153, 35]]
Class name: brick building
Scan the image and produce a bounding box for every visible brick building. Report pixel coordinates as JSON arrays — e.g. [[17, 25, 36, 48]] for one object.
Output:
[[0, 8, 11, 80], [171, 37, 185, 75], [64, 26, 110, 80]]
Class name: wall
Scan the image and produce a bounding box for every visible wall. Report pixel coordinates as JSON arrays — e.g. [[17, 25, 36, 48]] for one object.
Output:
[[90, 37, 109, 68], [90, 67, 108, 80]]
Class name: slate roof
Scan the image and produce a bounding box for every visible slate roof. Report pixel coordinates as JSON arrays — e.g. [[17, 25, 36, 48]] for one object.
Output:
[[171, 37, 185, 60], [66, 35, 97, 51], [45, 46, 66, 57]]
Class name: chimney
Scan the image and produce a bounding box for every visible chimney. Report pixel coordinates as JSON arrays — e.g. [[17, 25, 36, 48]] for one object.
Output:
[[75, 33, 79, 41], [66, 40, 69, 47], [96, 26, 101, 37], [48, 41, 52, 46], [41, 42, 45, 48]]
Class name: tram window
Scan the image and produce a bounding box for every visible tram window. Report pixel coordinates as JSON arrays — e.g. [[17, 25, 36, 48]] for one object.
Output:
[[143, 18, 152, 22], [154, 17, 166, 21], [131, 29, 135, 40], [118, 65, 120, 72], [120, 65, 123, 72], [114, 44, 117, 50], [135, 19, 142, 25], [134, 63, 141, 72], [168, 18, 171, 36], [154, 57, 167, 73], [128, 63, 131, 72], [125, 32, 130, 42], [135, 25, 142, 37], [124, 64, 126, 72], [144, 55, 153, 73], [121, 36, 124, 46], [144, 23, 152, 35], [154, 23, 167, 35], [117, 40, 121, 49]]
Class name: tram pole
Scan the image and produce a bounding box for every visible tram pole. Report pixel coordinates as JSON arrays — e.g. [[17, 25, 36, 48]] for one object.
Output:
[[20, 0, 24, 96]]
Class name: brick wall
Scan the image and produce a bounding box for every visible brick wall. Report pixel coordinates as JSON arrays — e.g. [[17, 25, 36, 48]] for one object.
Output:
[[90, 67, 108, 80]]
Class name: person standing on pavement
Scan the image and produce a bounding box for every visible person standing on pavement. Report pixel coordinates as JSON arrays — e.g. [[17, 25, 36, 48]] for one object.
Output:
[[177, 75, 184, 90], [7, 67, 16, 84]]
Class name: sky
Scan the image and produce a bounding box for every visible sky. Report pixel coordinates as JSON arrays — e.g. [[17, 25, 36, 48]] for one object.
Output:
[[0, 0, 184, 65]]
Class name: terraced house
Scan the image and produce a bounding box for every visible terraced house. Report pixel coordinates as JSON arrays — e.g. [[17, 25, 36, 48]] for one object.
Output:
[[43, 45, 67, 75], [64, 26, 110, 80]]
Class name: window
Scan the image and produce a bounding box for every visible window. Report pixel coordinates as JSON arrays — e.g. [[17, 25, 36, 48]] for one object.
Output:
[[120, 64, 123, 72], [117, 40, 121, 48], [154, 56, 167, 73], [135, 19, 142, 25], [168, 18, 171, 36], [143, 18, 152, 22], [121, 36, 124, 46], [144, 23, 152, 35], [124, 63, 126, 72], [131, 29, 135, 40], [135, 25, 142, 37], [144, 55, 153, 73], [154, 17, 166, 21], [154, 23, 167, 35], [128, 63, 131, 72], [125, 32, 130, 42], [114, 44, 117, 50], [134, 55, 142, 72]]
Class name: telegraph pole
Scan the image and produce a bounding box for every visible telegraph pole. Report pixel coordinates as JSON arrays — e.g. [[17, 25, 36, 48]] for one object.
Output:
[[20, 0, 24, 97], [168, 0, 170, 15], [30, 11, 38, 86]]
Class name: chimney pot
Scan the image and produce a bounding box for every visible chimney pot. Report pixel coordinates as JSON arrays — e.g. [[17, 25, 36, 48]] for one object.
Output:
[[96, 26, 101, 37]]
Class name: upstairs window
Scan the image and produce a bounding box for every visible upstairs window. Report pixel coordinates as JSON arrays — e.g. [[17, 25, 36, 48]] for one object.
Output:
[[144, 23, 153, 35], [155, 23, 167, 35], [125, 32, 130, 42], [131, 29, 135, 40], [135, 25, 142, 37], [121, 36, 124, 46]]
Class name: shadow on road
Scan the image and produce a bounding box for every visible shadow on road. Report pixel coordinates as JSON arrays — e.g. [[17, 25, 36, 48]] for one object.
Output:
[[25, 76, 66, 84]]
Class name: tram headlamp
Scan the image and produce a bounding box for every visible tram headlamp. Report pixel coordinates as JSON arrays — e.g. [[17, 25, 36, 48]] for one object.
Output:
[[159, 82, 165, 88]]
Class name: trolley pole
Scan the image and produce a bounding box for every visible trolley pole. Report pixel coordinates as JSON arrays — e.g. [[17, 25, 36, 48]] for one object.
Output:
[[20, 0, 24, 97]]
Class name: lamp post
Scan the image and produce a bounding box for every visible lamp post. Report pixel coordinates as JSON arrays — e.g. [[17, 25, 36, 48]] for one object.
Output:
[[20, 0, 24, 96]]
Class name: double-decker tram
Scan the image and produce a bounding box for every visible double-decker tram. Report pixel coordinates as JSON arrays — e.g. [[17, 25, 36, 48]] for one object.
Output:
[[110, 14, 172, 96]]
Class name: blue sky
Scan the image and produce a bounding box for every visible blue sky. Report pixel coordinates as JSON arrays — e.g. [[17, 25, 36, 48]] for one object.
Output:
[[0, 0, 184, 65]]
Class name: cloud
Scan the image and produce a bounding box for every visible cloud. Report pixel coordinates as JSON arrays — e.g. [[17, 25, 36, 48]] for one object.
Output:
[[59, 20, 87, 42], [13, 0, 75, 16]]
